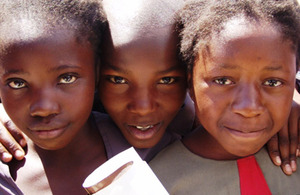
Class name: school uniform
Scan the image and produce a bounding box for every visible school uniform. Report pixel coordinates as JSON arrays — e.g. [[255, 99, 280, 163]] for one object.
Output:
[[150, 140, 300, 195]]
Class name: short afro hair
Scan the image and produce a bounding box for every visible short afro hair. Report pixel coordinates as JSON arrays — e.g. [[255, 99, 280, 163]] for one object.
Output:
[[178, 0, 300, 71], [0, 0, 107, 56]]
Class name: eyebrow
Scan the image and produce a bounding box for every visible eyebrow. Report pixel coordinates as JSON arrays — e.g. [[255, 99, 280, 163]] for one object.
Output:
[[104, 63, 128, 74], [262, 65, 283, 71], [218, 63, 239, 70], [218, 63, 284, 71], [157, 64, 183, 74], [2, 69, 29, 77], [3, 65, 82, 77], [104, 62, 182, 75], [48, 64, 83, 72]]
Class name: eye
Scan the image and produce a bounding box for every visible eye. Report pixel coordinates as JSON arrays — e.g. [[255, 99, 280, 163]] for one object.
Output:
[[263, 79, 282, 87], [7, 79, 27, 89], [213, 78, 234, 85], [59, 74, 77, 84], [108, 76, 127, 84], [158, 77, 176, 84]]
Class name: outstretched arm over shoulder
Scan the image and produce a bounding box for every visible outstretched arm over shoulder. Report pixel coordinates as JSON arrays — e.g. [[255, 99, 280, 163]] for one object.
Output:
[[267, 88, 300, 175], [0, 104, 26, 163]]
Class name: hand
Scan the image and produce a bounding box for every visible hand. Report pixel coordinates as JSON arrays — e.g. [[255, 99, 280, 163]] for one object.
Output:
[[267, 89, 300, 175], [0, 104, 26, 163]]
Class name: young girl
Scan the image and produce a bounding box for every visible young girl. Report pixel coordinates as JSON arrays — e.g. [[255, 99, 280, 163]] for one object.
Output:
[[0, 0, 299, 174], [0, 0, 108, 194], [96, 0, 194, 161], [150, 0, 300, 194]]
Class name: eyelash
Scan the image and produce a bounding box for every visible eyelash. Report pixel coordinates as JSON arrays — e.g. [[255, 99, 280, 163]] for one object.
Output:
[[107, 76, 127, 84], [213, 77, 283, 87], [7, 79, 27, 89], [158, 77, 177, 84], [58, 74, 78, 85], [106, 75, 179, 85], [263, 79, 283, 87], [213, 77, 234, 85], [6, 73, 79, 89]]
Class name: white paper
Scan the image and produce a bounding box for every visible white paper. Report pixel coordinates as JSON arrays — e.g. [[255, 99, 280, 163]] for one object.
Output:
[[82, 147, 169, 195]]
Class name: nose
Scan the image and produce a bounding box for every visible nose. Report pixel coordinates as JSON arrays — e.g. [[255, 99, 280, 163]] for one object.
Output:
[[127, 86, 157, 116], [30, 88, 60, 118], [231, 84, 264, 118]]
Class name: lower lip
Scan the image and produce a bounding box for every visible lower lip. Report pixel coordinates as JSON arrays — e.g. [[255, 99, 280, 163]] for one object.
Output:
[[225, 127, 265, 138], [126, 123, 161, 140], [30, 127, 67, 140]]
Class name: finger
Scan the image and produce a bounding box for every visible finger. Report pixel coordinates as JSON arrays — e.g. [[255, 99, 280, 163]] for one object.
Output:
[[287, 103, 299, 172], [292, 90, 300, 157], [0, 142, 13, 163], [0, 123, 25, 161], [0, 104, 26, 147], [267, 134, 281, 166], [3, 120, 26, 147], [278, 125, 293, 175], [298, 120, 300, 157]]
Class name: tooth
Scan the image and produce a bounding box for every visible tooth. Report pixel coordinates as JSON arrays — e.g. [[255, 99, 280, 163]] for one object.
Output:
[[135, 125, 154, 131]]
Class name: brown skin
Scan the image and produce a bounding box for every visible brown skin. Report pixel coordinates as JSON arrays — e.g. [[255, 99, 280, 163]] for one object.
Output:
[[0, 30, 107, 194], [184, 19, 296, 160], [0, 13, 298, 175], [99, 27, 187, 148]]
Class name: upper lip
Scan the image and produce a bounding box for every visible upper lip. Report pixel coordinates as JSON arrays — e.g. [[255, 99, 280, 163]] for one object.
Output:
[[128, 122, 159, 127]]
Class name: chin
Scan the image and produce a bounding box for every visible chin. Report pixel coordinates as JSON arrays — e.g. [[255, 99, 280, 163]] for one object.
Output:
[[232, 147, 262, 158]]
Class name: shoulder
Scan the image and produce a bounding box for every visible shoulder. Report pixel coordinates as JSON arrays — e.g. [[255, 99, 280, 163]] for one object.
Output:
[[0, 162, 23, 195], [150, 141, 240, 194], [255, 147, 300, 194]]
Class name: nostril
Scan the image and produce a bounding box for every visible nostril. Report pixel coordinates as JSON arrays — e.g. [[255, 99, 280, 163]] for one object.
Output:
[[127, 100, 157, 115], [32, 113, 57, 123], [30, 101, 60, 117]]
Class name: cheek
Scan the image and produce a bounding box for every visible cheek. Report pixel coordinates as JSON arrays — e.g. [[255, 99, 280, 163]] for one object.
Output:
[[63, 78, 95, 118], [268, 92, 293, 129], [0, 92, 28, 129], [158, 83, 187, 107], [99, 91, 125, 115]]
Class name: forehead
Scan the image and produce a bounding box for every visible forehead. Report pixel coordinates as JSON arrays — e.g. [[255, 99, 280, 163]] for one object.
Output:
[[220, 17, 277, 40], [209, 16, 294, 58], [1, 29, 94, 64], [103, 25, 179, 65], [102, 0, 185, 47]]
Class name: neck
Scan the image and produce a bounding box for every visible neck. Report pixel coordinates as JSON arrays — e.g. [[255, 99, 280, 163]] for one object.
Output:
[[182, 126, 241, 160]]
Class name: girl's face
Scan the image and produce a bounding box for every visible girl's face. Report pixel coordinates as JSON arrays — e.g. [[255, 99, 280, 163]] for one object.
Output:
[[191, 18, 296, 157], [99, 32, 187, 148], [0, 30, 96, 150]]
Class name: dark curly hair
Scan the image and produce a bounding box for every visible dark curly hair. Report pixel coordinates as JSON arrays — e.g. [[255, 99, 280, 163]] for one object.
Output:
[[178, 0, 300, 72], [0, 0, 107, 57]]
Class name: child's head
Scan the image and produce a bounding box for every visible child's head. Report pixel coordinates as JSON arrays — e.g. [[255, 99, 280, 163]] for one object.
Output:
[[99, 0, 187, 148], [180, 0, 300, 157], [0, 0, 106, 150]]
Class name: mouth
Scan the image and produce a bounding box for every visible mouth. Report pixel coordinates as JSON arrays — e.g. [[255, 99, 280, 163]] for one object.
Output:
[[224, 126, 266, 138], [28, 124, 69, 139], [134, 125, 154, 131], [126, 123, 161, 140]]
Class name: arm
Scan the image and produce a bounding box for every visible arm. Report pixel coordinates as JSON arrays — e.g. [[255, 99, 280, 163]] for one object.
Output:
[[267, 88, 300, 175], [0, 104, 26, 162]]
